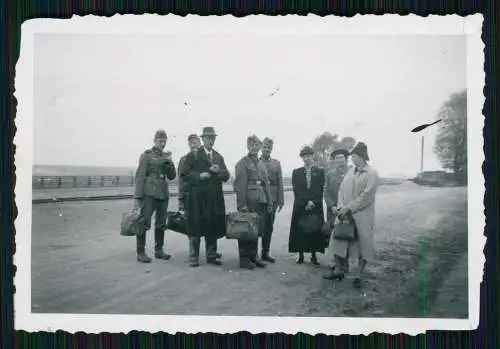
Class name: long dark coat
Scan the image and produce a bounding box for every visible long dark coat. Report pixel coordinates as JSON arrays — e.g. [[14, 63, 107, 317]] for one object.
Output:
[[179, 148, 230, 238], [288, 166, 326, 253]]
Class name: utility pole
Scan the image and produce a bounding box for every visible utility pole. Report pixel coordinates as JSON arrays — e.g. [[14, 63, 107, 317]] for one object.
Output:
[[420, 135, 424, 173]]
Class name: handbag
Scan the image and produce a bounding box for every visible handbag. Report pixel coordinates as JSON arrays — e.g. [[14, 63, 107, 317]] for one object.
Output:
[[333, 215, 357, 241], [120, 207, 142, 237], [298, 213, 323, 234], [226, 211, 260, 240], [166, 211, 187, 235]]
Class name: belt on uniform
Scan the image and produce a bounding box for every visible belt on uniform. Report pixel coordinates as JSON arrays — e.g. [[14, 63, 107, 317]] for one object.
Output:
[[147, 174, 166, 180]]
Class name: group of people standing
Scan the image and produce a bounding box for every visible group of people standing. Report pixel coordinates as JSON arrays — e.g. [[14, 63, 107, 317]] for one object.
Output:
[[132, 126, 379, 287]]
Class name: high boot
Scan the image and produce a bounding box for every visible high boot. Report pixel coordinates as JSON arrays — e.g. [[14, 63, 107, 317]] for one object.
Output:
[[250, 257, 266, 268], [154, 229, 171, 260], [261, 251, 276, 263], [136, 232, 152, 263]]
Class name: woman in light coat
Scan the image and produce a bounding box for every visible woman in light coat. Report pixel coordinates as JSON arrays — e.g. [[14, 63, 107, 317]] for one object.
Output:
[[324, 142, 379, 288]]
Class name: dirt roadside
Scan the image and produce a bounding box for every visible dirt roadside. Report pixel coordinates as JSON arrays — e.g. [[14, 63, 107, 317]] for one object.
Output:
[[30, 187, 468, 317], [299, 190, 468, 318]]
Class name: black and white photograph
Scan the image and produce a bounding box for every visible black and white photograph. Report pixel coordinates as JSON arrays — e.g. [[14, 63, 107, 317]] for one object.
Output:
[[14, 15, 484, 334]]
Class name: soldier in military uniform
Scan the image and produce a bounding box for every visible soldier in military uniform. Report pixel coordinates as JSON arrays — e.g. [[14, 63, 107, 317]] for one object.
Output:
[[259, 137, 284, 263], [233, 135, 273, 270], [178, 134, 201, 212], [134, 130, 177, 263]]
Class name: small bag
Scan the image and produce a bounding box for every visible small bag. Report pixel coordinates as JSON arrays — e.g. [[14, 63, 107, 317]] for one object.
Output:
[[167, 211, 187, 235], [333, 216, 357, 241], [120, 207, 142, 237], [298, 213, 323, 234], [226, 211, 260, 240]]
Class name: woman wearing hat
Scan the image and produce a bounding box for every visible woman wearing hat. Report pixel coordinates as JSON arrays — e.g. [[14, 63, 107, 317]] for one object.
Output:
[[324, 148, 349, 224], [288, 145, 326, 265], [325, 142, 379, 288], [323, 148, 350, 271]]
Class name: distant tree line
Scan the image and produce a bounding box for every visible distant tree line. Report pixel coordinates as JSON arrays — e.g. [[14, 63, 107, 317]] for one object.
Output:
[[309, 132, 357, 170], [433, 89, 467, 185]]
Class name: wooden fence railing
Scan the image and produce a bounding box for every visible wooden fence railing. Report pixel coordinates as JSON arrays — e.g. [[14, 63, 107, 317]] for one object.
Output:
[[32, 175, 295, 190], [32, 175, 404, 190]]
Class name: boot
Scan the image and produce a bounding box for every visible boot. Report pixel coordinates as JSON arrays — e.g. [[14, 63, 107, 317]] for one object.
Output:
[[136, 233, 152, 263], [207, 259, 223, 266], [261, 252, 276, 263], [154, 229, 171, 260], [251, 258, 266, 268], [240, 259, 256, 270]]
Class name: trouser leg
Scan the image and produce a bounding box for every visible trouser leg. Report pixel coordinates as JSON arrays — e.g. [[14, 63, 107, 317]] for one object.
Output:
[[238, 239, 250, 261], [261, 208, 276, 255], [136, 233, 146, 254], [342, 249, 350, 273], [238, 238, 256, 269], [205, 236, 218, 261], [189, 236, 201, 265], [154, 198, 171, 260]]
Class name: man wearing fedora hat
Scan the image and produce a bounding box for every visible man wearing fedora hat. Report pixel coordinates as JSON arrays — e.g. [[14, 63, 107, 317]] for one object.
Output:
[[179, 126, 229, 266], [326, 142, 379, 288], [134, 129, 177, 263]]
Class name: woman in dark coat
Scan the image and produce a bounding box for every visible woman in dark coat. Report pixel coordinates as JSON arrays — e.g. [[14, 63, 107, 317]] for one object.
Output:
[[288, 145, 326, 264]]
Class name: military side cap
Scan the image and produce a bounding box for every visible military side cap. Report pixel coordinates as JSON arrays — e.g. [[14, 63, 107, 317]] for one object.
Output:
[[263, 137, 274, 146], [154, 129, 168, 139], [247, 135, 262, 145], [187, 134, 199, 141]]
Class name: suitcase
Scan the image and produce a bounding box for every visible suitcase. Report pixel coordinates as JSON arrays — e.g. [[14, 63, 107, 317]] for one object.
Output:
[[166, 211, 188, 235], [120, 207, 142, 237], [226, 211, 260, 240]]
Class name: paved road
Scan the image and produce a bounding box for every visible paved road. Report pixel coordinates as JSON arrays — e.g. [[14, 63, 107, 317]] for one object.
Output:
[[31, 183, 468, 317]]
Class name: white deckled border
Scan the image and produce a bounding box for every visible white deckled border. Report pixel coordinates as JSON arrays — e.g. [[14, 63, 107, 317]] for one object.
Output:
[[14, 13, 485, 335]]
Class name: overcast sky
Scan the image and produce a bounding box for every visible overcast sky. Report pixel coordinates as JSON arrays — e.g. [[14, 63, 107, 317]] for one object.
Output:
[[33, 32, 466, 177]]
